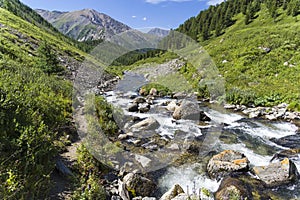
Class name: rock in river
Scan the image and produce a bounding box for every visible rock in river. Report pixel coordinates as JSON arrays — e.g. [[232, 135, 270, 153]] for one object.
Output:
[[123, 173, 156, 197], [131, 117, 160, 131], [207, 150, 250, 180], [253, 158, 299, 187], [173, 100, 210, 121], [160, 184, 184, 200], [215, 175, 272, 200], [270, 135, 300, 149]]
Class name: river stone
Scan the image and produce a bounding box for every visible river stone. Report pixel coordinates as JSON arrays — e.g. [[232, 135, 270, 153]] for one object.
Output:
[[149, 88, 158, 96], [270, 135, 300, 149], [160, 184, 184, 200], [143, 197, 157, 200], [128, 103, 139, 112], [133, 97, 147, 104], [166, 101, 178, 112], [123, 173, 156, 197], [173, 100, 209, 121], [138, 103, 151, 113], [215, 176, 271, 200], [253, 158, 299, 187], [207, 150, 250, 180], [131, 117, 160, 131]]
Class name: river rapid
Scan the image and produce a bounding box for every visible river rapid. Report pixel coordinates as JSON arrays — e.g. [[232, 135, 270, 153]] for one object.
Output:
[[103, 72, 300, 199]]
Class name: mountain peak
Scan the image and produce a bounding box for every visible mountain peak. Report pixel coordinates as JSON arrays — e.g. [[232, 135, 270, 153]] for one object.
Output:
[[36, 8, 131, 41]]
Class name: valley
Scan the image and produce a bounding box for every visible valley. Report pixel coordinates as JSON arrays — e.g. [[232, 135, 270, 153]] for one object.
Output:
[[0, 0, 300, 199]]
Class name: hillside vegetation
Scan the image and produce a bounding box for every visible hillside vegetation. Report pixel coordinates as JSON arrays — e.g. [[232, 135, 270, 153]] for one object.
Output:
[[177, 0, 300, 109], [0, 6, 88, 198]]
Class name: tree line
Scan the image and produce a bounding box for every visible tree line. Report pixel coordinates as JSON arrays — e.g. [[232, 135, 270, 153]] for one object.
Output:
[[177, 0, 300, 42]]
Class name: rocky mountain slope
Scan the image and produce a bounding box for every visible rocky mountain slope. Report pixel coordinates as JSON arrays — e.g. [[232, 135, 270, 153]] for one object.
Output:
[[36, 8, 131, 41], [147, 28, 170, 37]]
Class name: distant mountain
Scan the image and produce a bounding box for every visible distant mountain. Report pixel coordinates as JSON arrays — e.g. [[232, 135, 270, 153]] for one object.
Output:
[[147, 28, 170, 37], [36, 8, 131, 41]]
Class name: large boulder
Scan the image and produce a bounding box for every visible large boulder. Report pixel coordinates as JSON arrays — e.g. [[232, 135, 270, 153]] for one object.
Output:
[[160, 184, 184, 200], [173, 100, 210, 121], [123, 173, 156, 197], [207, 150, 250, 180], [253, 158, 299, 187], [215, 176, 271, 200], [131, 117, 160, 131]]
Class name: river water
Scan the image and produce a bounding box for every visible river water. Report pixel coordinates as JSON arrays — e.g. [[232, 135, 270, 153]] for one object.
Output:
[[103, 72, 300, 199]]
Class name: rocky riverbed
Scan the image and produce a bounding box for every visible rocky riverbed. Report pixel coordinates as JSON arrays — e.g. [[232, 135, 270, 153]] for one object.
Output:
[[83, 71, 300, 200]]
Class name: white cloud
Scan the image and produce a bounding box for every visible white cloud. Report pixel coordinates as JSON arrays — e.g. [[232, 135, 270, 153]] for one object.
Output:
[[206, 0, 224, 5], [132, 15, 137, 18], [143, 17, 147, 21], [145, 0, 192, 4]]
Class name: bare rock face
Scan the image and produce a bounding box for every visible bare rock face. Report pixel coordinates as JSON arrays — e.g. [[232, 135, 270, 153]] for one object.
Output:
[[123, 173, 156, 197], [253, 158, 299, 187], [160, 184, 184, 200], [207, 150, 250, 180]]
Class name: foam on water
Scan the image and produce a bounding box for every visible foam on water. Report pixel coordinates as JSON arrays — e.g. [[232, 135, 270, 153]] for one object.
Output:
[[205, 109, 243, 126], [158, 165, 220, 194], [221, 143, 273, 166]]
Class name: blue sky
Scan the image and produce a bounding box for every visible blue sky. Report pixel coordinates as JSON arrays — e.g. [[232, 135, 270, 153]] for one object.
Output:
[[20, 0, 224, 30]]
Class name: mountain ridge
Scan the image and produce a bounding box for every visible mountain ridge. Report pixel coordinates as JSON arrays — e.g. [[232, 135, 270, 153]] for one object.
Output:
[[36, 8, 131, 41]]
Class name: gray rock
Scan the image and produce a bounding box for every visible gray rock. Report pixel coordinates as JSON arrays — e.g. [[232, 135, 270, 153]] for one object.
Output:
[[111, 195, 121, 200], [160, 184, 184, 200], [135, 154, 152, 169], [131, 117, 160, 131], [253, 158, 299, 187], [123, 173, 156, 197], [207, 150, 250, 180], [173, 100, 209, 121], [133, 197, 142, 200]]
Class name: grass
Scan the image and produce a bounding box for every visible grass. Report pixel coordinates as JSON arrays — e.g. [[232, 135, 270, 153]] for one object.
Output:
[[202, 5, 300, 108]]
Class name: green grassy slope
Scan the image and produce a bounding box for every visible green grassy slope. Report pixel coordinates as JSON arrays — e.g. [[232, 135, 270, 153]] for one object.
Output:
[[203, 6, 300, 108], [0, 7, 91, 199]]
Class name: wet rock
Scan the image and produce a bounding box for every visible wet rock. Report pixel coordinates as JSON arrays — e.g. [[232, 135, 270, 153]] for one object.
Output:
[[173, 100, 208, 121], [270, 135, 300, 148], [207, 150, 250, 180], [128, 103, 139, 112], [253, 158, 299, 187], [123, 173, 156, 197], [160, 184, 184, 200], [215, 175, 271, 200], [138, 103, 151, 113], [133, 97, 147, 104], [131, 117, 160, 131]]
